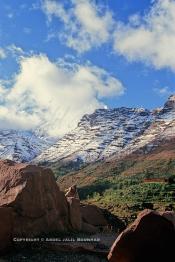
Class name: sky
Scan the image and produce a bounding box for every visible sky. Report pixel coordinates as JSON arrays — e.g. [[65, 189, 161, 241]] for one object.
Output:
[[0, 0, 175, 136]]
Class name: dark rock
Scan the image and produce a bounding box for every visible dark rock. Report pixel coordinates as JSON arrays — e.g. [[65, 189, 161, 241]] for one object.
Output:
[[67, 197, 82, 231], [0, 207, 13, 254], [81, 222, 98, 234], [80, 204, 108, 227], [161, 211, 175, 229], [108, 209, 175, 262], [0, 160, 70, 237]]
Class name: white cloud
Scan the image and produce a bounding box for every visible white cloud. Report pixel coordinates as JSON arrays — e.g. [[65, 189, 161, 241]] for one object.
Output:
[[7, 44, 25, 56], [113, 0, 175, 71], [0, 54, 124, 137], [154, 86, 173, 96], [0, 45, 25, 61], [0, 48, 6, 59], [42, 0, 114, 53]]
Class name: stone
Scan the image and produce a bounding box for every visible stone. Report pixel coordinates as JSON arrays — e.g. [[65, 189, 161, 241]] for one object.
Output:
[[0, 160, 70, 237], [80, 204, 108, 227], [67, 197, 82, 231], [108, 209, 175, 262], [0, 207, 13, 254], [161, 211, 175, 229], [81, 222, 98, 234], [65, 185, 80, 199]]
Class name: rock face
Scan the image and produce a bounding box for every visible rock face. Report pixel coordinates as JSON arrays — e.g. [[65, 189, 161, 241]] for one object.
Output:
[[161, 94, 175, 113], [0, 160, 120, 253], [67, 197, 82, 231], [108, 209, 175, 262], [0, 130, 54, 163], [0, 207, 13, 253], [161, 211, 175, 229], [80, 204, 108, 227], [65, 185, 80, 199], [0, 160, 70, 238]]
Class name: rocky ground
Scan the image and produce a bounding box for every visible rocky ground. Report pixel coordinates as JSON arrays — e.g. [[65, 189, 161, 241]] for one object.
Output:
[[2, 250, 107, 262], [1, 233, 116, 262]]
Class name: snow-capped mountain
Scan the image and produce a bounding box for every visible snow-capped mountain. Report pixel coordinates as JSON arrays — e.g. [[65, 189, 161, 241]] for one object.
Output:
[[1, 95, 175, 165], [35, 107, 153, 164], [35, 95, 175, 167], [0, 130, 54, 162]]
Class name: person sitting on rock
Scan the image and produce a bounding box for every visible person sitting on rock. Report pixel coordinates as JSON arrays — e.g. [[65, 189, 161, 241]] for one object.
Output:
[[65, 185, 80, 199]]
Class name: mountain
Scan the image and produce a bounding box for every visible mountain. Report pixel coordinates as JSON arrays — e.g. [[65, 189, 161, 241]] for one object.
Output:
[[35, 95, 175, 174], [0, 95, 175, 166], [0, 130, 54, 162]]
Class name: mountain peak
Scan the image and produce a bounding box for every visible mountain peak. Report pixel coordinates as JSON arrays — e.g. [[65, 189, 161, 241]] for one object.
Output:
[[165, 94, 175, 105], [161, 94, 175, 114]]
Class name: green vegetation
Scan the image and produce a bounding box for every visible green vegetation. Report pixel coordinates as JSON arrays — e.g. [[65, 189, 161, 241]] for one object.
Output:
[[56, 153, 175, 222], [79, 174, 175, 222]]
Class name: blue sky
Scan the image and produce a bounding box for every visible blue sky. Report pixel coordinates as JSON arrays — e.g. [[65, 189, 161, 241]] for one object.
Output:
[[0, 0, 175, 136]]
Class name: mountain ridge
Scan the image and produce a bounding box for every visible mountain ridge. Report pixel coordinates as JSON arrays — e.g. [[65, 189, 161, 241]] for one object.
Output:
[[0, 95, 175, 166], [34, 95, 175, 172]]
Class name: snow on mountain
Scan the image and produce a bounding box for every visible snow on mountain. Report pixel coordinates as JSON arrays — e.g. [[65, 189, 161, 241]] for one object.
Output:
[[34, 107, 153, 164], [0, 130, 54, 162], [1, 95, 175, 165], [35, 95, 175, 166]]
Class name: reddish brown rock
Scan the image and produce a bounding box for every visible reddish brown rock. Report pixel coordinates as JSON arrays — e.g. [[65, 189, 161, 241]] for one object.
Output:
[[0, 207, 13, 254], [80, 204, 108, 227], [108, 209, 175, 262], [67, 197, 82, 231], [81, 222, 98, 234], [65, 185, 79, 199], [161, 211, 175, 229], [0, 160, 70, 237]]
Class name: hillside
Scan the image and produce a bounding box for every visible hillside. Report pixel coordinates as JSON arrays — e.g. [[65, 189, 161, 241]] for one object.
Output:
[[35, 95, 175, 176], [58, 138, 175, 221]]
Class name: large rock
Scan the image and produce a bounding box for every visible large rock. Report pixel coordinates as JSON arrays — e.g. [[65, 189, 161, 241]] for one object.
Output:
[[81, 222, 98, 234], [0, 160, 70, 237], [161, 211, 175, 229], [67, 197, 82, 231], [65, 185, 80, 199], [80, 204, 108, 227], [0, 207, 13, 254], [108, 209, 175, 262]]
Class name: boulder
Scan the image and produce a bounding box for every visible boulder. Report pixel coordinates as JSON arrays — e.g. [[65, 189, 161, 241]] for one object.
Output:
[[81, 222, 98, 234], [0, 160, 70, 237], [65, 185, 80, 199], [80, 204, 108, 227], [108, 209, 175, 262], [161, 211, 175, 229], [67, 197, 82, 231], [0, 207, 13, 254]]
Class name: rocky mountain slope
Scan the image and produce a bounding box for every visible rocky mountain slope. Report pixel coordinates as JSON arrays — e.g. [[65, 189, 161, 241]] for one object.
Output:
[[0, 95, 175, 166], [35, 95, 175, 172], [0, 130, 54, 162]]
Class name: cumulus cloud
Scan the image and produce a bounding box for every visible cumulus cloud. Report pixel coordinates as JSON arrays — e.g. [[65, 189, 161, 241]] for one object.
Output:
[[113, 0, 175, 71], [42, 0, 114, 53], [0, 54, 124, 137]]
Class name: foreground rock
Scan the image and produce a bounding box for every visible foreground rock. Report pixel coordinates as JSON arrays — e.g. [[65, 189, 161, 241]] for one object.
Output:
[[161, 210, 175, 229], [67, 197, 82, 231], [0, 160, 70, 238], [108, 209, 175, 262], [65, 185, 80, 199], [0, 160, 123, 254], [0, 207, 13, 254], [80, 204, 108, 227]]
